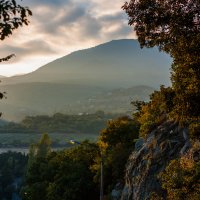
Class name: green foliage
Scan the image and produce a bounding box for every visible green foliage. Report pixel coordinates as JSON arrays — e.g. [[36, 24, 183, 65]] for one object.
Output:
[[99, 116, 139, 150], [94, 116, 139, 194], [46, 141, 99, 200], [0, 0, 32, 62], [189, 122, 200, 140], [171, 58, 200, 123], [0, 121, 32, 134], [122, 0, 200, 55], [123, 0, 200, 123], [150, 192, 164, 200], [135, 86, 175, 137], [0, 152, 28, 199], [0, 132, 97, 148], [37, 133, 51, 157], [160, 142, 200, 200], [21, 157, 50, 200], [0, 0, 32, 120], [21, 117, 140, 199], [18, 112, 119, 134], [22, 141, 99, 200], [0, 0, 32, 40], [131, 100, 147, 112]]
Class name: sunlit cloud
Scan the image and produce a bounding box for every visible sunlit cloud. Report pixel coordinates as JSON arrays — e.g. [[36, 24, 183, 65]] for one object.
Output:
[[0, 0, 136, 76]]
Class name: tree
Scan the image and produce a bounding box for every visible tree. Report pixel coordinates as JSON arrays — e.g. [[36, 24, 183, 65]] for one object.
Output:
[[0, 0, 32, 115], [160, 142, 200, 200], [0, 0, 32, 61], [21, 141, 99, 200], [46, 141, 99, 200], [37, 133, 52, 158], [122, 3, 200, 199], [122, 0, 200, 123], [94, 116, 139, 194], [136, 86, 175, 137], [21, 134, 52, 200], [0, 152, 28, 199]]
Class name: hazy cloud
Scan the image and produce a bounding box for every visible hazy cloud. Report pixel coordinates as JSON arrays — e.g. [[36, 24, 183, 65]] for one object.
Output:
[[0, 0, 135, 76], [0, 40, 56, 62]]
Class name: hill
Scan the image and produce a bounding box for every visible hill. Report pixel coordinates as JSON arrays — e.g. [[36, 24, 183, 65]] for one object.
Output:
[[0, 39, 171, 121], [2, 39, 171, 88]]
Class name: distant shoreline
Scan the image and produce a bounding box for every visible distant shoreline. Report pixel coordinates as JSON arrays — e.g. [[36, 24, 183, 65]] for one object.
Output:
[[0, 146, 68, 155]]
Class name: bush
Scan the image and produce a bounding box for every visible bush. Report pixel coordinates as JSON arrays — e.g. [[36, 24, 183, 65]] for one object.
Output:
[[160, 142, 200, 200]]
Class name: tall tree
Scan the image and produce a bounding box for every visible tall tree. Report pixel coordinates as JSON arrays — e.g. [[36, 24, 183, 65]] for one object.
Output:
[[94, 116, 139, 194], [123, 0, 200, 123], [37, 133, 52, 158]]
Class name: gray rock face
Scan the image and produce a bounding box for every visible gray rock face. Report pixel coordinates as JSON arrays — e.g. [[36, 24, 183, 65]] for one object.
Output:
[[112, 183, 123, 200], [134, 138, 145, 151], [120, 121, 190, 200]]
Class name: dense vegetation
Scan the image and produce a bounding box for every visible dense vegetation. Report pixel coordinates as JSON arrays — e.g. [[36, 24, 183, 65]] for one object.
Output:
[[160, 142, 200, 200], [21, 134, 99, 200], [123, 0, 200, 199], [123, 0, 200, 125], [0, 152, 28, 200], [96, 116, 139, 193], [0, 112, 120, 134], [0, 2, 31, 199], [20, 116, 140, 200]]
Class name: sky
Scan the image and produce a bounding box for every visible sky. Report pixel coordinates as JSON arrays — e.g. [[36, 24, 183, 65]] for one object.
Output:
[[0, 0, 136, 77]]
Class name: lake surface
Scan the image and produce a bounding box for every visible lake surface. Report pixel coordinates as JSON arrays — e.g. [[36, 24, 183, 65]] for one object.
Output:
[[0, 147, 68, 154], [0, 147, 29, 154], [0, 132, 98, 155]]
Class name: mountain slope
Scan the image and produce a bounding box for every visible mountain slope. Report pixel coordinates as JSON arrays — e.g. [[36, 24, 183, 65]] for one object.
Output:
[[2, 39, 172, 88], [0, 39, 172, 121], [0, 84, 154, 121]]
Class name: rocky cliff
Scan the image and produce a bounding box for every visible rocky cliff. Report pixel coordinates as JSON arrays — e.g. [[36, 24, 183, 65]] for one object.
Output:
[[112, 120, 191, 200]]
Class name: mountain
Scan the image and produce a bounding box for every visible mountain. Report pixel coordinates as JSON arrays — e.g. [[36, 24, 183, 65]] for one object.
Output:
[[0, 39, 172, 121], [2, 39, 171, 87]]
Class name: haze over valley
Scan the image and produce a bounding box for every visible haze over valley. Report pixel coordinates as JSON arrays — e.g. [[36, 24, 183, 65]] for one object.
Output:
[[0, 39, 171, 121]]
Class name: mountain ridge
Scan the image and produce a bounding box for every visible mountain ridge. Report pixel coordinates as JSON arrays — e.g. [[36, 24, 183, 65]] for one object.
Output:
[[1, 39, 171, 121], [1, 39, 171, 88]]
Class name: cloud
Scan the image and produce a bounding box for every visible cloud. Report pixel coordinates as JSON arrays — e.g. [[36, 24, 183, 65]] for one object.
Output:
[[31, 1, 132, 42], [62, 6, 87, 23], [0, 40, 56, 62], [20, 0, 72, 8], [99, 12, 127, 22], [0, 0, 135, 76]]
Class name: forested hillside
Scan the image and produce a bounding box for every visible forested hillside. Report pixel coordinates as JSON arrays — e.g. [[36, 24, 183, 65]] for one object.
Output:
[[0, 112, 120, 134], [1, 39, 171, 121]]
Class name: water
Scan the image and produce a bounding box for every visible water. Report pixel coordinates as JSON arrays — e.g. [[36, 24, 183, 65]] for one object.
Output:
[[0, 147, 67, 154], [0, 147, 29, 154]]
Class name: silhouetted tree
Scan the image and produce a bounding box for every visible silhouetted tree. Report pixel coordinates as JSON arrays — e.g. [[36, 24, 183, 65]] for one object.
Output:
[[0, 0, 32, 62], [0, 0, 32, 117]]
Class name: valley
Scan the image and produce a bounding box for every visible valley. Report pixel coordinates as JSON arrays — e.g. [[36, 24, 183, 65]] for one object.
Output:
[[0, 39, 171, 121]]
